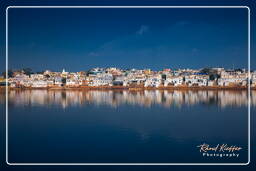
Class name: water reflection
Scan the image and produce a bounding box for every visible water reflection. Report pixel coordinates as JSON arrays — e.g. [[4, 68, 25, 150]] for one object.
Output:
[[6, 89, 249, 163], [1, 90, 255, 108]]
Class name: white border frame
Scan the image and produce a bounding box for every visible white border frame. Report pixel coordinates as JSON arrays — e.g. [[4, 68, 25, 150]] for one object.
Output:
[[5, 6, 251, 166]]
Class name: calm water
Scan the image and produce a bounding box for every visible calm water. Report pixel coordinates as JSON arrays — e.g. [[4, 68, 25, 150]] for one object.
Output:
[[0, 90, 252, 163]]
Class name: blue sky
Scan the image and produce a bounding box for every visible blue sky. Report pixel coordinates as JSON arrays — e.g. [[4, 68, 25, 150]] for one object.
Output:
[[5, 7, 249, 71]]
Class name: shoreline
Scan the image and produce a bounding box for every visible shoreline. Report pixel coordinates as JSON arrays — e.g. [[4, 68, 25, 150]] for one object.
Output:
[[0, 85, 254, 91]]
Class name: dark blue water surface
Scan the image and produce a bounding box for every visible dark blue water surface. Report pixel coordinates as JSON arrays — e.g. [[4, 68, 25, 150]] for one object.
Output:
[[1, 90, 249, 164]]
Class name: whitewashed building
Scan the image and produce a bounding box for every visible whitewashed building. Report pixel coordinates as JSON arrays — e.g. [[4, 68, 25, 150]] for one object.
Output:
[[218, 78, 247, 86], [89, 73, 113, 86], [185, 75, 208, 86], [66, 79, 78, 86], [31, 80, 48, 88], [164, 76, 183, 87], [144, 77, 162, 87], [30, 74, 44, 80]]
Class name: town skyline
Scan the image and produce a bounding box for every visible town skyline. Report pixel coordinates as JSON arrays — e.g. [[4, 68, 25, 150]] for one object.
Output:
[[1, 66, 254, 89], [1, 66, 251, 81]]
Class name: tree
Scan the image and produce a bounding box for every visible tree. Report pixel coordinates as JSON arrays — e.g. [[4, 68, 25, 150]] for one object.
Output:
[[61, 78, 66, 84], [209, 73, 220, 81], [209, 74, 215, 81], [200, 68, 221, 81], [161, 74, 167, 80], [2, 70, 14, 78], [22, 68, 33, 76], [235, 68, 243, 73], [36, 71, 44, 74], [45, 74, 50, 78], [200, 68, 211, 74]]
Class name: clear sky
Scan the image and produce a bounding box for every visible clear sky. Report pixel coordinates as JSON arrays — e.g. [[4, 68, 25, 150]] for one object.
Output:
[[6, 7, 249, 72]]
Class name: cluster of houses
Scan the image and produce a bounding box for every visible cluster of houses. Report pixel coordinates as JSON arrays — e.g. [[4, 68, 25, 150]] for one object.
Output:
[[2, 67, 256, 88]]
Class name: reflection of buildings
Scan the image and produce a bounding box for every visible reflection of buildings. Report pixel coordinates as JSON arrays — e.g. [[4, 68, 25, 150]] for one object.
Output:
[[2, 90, 256, 109]]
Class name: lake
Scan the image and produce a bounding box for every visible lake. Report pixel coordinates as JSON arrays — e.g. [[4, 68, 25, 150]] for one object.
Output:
[[1, 89, 252, 164]]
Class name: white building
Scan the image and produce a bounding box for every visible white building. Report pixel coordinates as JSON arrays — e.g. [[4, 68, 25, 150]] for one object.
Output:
[[164, 76, 183, 87], [251, 72, 256, 87], [144, 77, 161, 87], [218, 78, 247, 86], [30, 74, 44, 80], [185, 75, 208, 86], [31, 80, 48, 88], [89, 73, 113, 86]]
